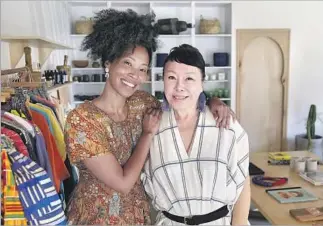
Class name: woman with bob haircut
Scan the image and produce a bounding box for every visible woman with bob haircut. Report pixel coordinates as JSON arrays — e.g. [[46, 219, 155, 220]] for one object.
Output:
[[142, 44, 250, 225]]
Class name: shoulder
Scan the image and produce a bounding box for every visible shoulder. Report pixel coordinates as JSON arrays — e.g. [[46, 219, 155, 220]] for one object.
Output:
[[204, 106, 247, 141], [128, 90, 160, 110], [65, 101, 106, 133]]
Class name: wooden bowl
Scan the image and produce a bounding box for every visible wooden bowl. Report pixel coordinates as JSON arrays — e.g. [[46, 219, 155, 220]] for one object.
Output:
[[72, 60, 89, 68]]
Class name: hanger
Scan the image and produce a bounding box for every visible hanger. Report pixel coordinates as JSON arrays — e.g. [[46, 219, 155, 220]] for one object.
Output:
[[7, 82, 44, 88], [1, 66, 44, 88]]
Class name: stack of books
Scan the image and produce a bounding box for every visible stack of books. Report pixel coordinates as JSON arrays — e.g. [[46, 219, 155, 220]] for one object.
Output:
[[268, 152, 291, 165], [290, 206, 323, 222], [266, 187, 318, 204]]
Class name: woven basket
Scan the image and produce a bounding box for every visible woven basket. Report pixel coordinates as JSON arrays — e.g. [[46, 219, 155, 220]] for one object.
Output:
[[75, 16, 93, 34], [199, 16, 221, 34]]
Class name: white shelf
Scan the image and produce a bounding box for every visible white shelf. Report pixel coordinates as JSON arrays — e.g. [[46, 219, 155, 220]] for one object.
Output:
[[68, 1, 234, 108], [159, 34, 191, 38], [67, 1, 107, 7], [111, 2, 150, 7], [70, 34, 87, 38], [195, 1, 232, 7], [73, 82, 105, 85], [152, 1, 192, 7], [195, 34, 232, 37], [71, 68, 103, 71], [1, 35, 73, 67]]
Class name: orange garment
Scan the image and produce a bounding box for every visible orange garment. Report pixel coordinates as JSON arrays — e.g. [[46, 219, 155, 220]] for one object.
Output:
[[65, 90, 160, 225], [29, 110, 70, 192]]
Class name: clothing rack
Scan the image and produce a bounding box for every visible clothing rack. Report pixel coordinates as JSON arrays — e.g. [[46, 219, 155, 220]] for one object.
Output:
[[1, 70, 77, 225], [1, 67, 47, 104]]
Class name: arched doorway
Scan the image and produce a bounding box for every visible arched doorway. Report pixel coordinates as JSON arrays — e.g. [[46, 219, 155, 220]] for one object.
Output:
[[236, 29, 290, 152]]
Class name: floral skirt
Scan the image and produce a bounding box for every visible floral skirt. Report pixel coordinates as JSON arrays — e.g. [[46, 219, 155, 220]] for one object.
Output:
[[66, 183, 151, 225]]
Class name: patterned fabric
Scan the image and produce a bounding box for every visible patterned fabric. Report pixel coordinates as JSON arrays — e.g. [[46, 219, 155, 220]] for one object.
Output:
[[1, 148, 28, 226], [141, 107, 249, 225], [1, 127, 29, 157], [65, 91, 160, 225], [3, 111, 36, 137], [5, 144, 67, 225], [1, 117, 38, 162]]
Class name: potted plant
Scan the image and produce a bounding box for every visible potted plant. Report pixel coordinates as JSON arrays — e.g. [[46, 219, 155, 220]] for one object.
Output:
[[295, 104, 323, 159]]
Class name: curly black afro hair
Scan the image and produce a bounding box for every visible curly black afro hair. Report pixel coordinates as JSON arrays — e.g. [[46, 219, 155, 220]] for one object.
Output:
[[81, 9, 159, 67]]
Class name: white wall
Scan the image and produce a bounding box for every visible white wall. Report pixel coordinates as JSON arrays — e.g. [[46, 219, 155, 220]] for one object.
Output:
[[1, 0, 71, 70], [232, 1, 323, 150]]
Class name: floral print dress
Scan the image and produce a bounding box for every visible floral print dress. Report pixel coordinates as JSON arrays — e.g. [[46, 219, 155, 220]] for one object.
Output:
[[64, 91, 160, 225]]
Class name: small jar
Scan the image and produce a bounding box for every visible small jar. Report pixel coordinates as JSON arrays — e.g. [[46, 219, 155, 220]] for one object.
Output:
[[217, 89, 224, 98], [213, 89, 219, 97], [217, 72, 226, 80], [211, 74, 217, 81], [223, 89, 230, 98], [92, 61, 100, 68], [204, 74, 209, 81]]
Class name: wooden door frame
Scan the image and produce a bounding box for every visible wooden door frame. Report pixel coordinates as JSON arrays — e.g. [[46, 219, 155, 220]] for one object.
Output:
[[236, 29, 291, 151]]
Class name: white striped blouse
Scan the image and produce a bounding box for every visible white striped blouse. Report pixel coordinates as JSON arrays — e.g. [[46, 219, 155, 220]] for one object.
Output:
[[141, 107, 249, 225]]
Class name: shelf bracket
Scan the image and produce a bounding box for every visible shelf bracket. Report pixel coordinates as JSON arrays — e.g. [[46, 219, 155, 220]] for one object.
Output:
[[8, 40, 25, 68], [38, 45, 54, 66], [2, 36, 73, 68]]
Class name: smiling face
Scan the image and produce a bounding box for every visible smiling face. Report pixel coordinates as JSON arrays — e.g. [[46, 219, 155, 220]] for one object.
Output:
[[164, 61, 203, 111], [106, 46, 149, 98]]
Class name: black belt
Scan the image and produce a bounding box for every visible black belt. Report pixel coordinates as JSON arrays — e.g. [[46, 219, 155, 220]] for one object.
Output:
[[162, 205, 229, 225]]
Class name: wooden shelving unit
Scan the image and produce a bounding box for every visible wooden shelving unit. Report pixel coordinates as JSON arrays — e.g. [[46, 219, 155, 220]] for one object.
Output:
[[66, 0, 233, 107], [1, 35, 73, 68]]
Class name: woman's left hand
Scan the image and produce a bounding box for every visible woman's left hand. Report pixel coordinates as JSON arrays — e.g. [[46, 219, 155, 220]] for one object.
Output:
[[209, 97, 236, 129]]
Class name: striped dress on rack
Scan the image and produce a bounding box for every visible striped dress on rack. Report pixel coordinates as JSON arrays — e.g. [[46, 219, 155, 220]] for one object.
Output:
[[6, 146, 67, 225]]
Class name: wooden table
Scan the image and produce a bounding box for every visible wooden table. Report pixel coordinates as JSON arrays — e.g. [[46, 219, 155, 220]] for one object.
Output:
[[250, 151, 323, 225]]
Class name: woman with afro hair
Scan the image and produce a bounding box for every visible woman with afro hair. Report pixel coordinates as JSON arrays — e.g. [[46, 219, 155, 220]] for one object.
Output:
[[64, 9, 234, 225]]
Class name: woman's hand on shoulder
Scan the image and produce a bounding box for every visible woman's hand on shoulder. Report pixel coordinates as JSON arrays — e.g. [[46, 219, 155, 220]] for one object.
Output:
[[208, 97, 236, 129], [142, 108, 162, 136]]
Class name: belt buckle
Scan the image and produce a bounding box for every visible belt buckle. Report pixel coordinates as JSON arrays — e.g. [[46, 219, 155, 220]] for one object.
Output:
[[184, 216, 195, 225]]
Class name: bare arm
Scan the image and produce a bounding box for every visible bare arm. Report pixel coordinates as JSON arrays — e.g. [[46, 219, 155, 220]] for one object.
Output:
[[83, 132, 154, 194], [83, 108, 162, 195], [208, 96, 236, 128], [231, 176, 251, 226]]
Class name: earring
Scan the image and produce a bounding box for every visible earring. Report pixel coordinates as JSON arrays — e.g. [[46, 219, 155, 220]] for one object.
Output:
[[161, 93, 170, 111], [197, 92, 207, 112], [105, 68, 110, 78]]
